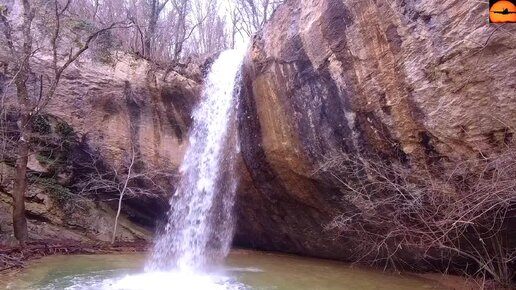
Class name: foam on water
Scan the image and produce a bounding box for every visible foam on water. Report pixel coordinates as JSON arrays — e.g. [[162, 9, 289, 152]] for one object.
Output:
[[35, 271, 248, 290], [103, 271, 248, 290]]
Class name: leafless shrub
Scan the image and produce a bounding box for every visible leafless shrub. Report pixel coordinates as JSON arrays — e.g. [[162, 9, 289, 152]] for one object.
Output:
[[315, 149, 516, 287], [72, 140, 178, 243], [0, 253, 24, 271], [228, 0, 284, 39]]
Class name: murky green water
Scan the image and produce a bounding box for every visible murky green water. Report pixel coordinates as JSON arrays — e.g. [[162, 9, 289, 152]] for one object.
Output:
[[2, 251, 450, 290]]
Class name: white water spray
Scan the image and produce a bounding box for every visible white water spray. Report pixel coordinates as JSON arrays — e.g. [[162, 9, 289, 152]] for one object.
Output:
[[146, 49, 245, 272]]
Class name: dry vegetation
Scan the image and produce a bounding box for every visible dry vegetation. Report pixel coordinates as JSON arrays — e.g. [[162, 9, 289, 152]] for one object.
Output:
[[316, 150, 516, 288]]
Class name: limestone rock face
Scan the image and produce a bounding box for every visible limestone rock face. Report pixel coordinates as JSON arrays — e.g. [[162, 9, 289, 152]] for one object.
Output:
[[0, 53, 201, 242], [44, 53, 200, 173], [0, 187, 151, 244], [45, 55, 201, 230], [235, 0, 516, 264]]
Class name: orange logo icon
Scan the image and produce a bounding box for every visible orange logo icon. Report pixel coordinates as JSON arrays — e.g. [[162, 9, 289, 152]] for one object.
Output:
[[490, 0, 516, 23]]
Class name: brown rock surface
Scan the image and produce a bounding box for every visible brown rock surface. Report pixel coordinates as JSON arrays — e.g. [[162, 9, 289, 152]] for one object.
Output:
[[41, 53, 200, 171], [235, 0, 516, 268], [0, 52, 201, 243]]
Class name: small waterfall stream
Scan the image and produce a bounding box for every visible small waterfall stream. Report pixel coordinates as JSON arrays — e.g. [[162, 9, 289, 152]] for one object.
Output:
[[29, 49, 251, 290], [146, 49, 245, 272]]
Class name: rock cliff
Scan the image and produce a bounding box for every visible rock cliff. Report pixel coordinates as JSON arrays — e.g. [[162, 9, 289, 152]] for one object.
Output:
[[235, 0, 516, 270], [0, 53, 201, 243]]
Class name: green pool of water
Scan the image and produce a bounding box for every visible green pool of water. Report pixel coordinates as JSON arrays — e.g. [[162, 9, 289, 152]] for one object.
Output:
[[2, 251, 450, 290]]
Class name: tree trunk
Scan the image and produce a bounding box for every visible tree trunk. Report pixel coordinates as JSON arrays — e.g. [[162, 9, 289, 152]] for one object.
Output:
[[11, 0, 33, 247], [12, 132, 28, 247], [144, 0, 158, 59], [13, 77, 30, 248], [111, 145, 135, 244]]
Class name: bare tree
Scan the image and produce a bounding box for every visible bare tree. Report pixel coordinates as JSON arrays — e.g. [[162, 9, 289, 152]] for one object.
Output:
[[189, 0, 229, 55], [122, 0, 213, 61], [73, 141, 177, 244], [0, 0, 34, 247], [71, 0, 236, 63], [229, 0, 283, 39], [0, 0, 129, 247], [144, 0, 169, 58], [112, 144, 135, 244]]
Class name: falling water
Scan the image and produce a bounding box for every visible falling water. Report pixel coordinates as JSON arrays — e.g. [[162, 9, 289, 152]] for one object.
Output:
[[146, 49, 245, 272]]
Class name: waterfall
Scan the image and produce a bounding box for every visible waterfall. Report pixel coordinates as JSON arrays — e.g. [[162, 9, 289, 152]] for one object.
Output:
[[146, 49, 245, 272]]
